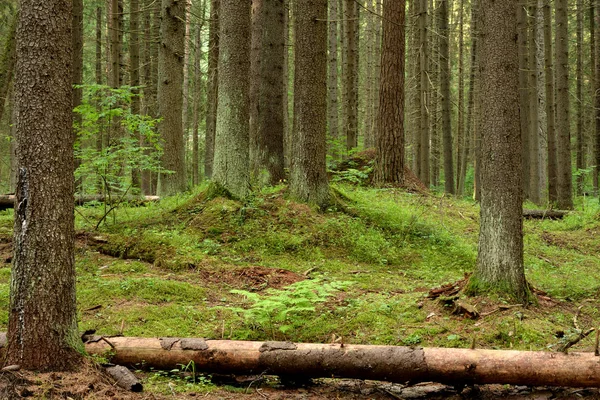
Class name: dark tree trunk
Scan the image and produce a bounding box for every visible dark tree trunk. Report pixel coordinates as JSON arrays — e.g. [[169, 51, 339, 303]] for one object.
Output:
[[8, 0, 81, 370], [344, 0, 358, 152], [213, 0, 251, 198], [130, 0, 141, 189], [0, 11, 17, 123], [290, 0, 329, 208], [468, 0, 528, 302], [204, 0, 219, 180], [544, 2, 557, 204]]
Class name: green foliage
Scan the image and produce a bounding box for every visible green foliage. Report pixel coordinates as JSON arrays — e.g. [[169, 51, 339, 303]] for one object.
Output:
[[331, 167, 372, 185], [74, 85, 166, 195], [227, 279, 352, 339]]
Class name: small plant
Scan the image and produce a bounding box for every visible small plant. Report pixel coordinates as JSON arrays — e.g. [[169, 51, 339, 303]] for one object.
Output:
[[228, 279, 352, 339]]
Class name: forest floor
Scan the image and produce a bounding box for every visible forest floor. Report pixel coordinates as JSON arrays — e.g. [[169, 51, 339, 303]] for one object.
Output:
[[0, 178, 600, 398]]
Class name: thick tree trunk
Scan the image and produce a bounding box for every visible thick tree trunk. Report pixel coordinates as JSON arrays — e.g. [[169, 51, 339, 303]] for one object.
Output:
[[373, 0, 405, 185], [8, 0, 81, 370], [157, 0, 187, 195], [0, 11, 17, 123], [439, 0, 454, 194], [544, 2, 558, 204], [204, 0, 219, 180], [213, 0, 251, 198], [80, 336, 600, 388], [429, 0, 439, 188], [469, 0, 527, 302], [344, 0, 358, 152], [555, 0, 573, 209], [290, 0, 329, 208]]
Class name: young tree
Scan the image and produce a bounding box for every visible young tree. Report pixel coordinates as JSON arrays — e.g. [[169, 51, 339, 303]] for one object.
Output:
[[289, 0, 329, 207], [468, 0, 528, 302], [212, 0, 251, 198], [157, 0, 187, 195], [373, 0, 405, 185], [8, 0, 81, 370]]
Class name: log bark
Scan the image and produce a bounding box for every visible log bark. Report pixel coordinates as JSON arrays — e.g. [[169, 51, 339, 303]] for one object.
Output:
[[523, 209, 570, 220], [55, 336, 600, 388], [105, 365, 143, 392], [0, 195, 159, 210]]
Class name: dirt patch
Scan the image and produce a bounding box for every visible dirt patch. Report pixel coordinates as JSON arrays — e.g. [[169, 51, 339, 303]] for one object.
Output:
[[0, 241, 11, 265], [198, 266, 304, 291]]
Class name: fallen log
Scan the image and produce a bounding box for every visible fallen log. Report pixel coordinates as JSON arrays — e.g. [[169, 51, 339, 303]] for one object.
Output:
[[104, 365, 143, 392], [76, 336, 600, 387], [0, 194, 159, 210], [523, 209, 570, 220]]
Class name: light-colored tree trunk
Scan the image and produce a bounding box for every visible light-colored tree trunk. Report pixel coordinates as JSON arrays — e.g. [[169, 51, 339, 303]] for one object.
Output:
[[8, 0, 81, 370], [456, 0, 465, 195], [544, 2, 557, 204], [130, 0, 141, 190], [528, 4, 541, 204], [191, 1, 207, 186], [462, 0, 478, 198], [575, 0, 584, 195], [290, 0, 329, 208], [517, 1, 530, 200], [213, 0, 251, 198], [204, 0, 219, 180], [468, 0, 528, 302], [429, 0, 439, 187], [439, 0, 454, 194], [373, 0, 405, 185], [418, 0, 430, 187], [157, 0, 187, 195], [555, 0, 573, 209], [109, 0, 121, 89], [536, 0, 548, 202]]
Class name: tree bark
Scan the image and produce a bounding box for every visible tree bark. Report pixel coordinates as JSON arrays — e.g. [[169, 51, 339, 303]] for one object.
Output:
[[289, 0, 329, 208], [462, 0, 478, 198], [439, 0, 454, 194], [469, 0, 528, 302], [555, 0, 573, 209], [544, 2, 557, 204], [328, 0, 339, 154], [517, 1, 530, 200], [204, 0, 219, 180], [157, 0, 187, 195], [130, 0, 141, 190], [535, 0, 547, 203], [344, 0, 358, 152], [0, 11, 17, 123], [80, 336, 600, 388], [576, 0, 584, 196], [596, 0, 600, 195], [373, 0, 405, 185], [591, 1, 598, 194], [528, 3, 541, 204], [8, 0, 81, 370], [212, 0, 251, 198], [418, 0, 429, 187], [456, 0, 465, 195]]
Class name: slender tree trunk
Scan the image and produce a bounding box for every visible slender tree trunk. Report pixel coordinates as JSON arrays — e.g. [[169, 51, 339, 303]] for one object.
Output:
[[204, 0, 219, 180], [0, 11, 17, 125], [249, 0, 262, 169], [157, 0, 187, 195], [576, 0, 584, 195], [130, 0, 141, 189], [344, 0, 358, 153], [518, 1, 530, 200], [596, 0, 600, 194], [591, 1, 598, 194], [528, 4, 541, 204], [410, 0, 420, 173], [373, 0, 405, 185], [456, 0, 465, 195], [555, 0, 573, 209], [418, 0, 430, 187], [290, 0, 329, 207], [463, 0, 478, 198], [440, 0, 454, 194], [8, 0, 81, 370], [430, 0, 440, 187], [109, 0, 121, 89], [536, 0, 548, 202], [373, 0, 382, 148], [544, 2, 558, 204], [328, 0, 339, 154], [192, 6, 205, 186], [469, 0, 527, 302], [181, 0, 191, 148], [213, 0, 251, 198], [283, 0, 291, 169]]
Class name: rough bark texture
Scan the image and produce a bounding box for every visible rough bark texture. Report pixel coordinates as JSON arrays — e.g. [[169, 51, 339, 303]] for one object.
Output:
[[373, 0, 405, 185], [429, 0, 439, 187], [596, 0, 600, 194], [157, 0, 187, 195], [528, 4, 541, 204], [456, 0, 465, 195], [439, 0, 454, 194], [555, 0, 573, 209], [544, 2, 557, 204], [0, 11, 17, 123], [289, 0, 329, 208], [535, 0, 547, 202], [204, 0, 219, 180], [344, 0, 358, 152], [213, 0, 251, 199], [130, 0, 141, 189], [592, 1, 598, 194], [251, 0, 286, 186], [327, 0, 339, 154], [463, 0, 478, 198], [80, 336, 600, 388], [471, 0, 527, 302], [517, 2, 530, 200], [576, 0, 584, 196], [192, 13, 204, 186], [8, 0, 81, 370], [109, 0, 121, 89], [418, 0, 429, 187]]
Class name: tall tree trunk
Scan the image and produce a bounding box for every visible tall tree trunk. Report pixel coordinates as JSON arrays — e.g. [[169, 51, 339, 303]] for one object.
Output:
[[8, 0, 81, 370], [283, 0, 291, 169], [517, 1, 530, 200], [363, 0, 374, 149], [418, 0, 430, 187], [290, 0, 329, 207], [251, 0, 286, 186], [468, 0, 528, 302], [181, 0, 191, 149], [463, 0, 478, 198], [140, 0, 154, 194], [328, 0, 339, 154], [249, 0, 262, 170], [575, 0, 584, 196], [456, 0, 465, 195], [157, 0, 187, 195], [204, 0, 219, 180], [544, 2, 557, 204], [528, 4, 541, 204], [536, 0, 548, 202], [439, 0, 455, 194], [591, 1, 598, 194], [430, 0, 440, 187], [596, 0, 600, 195], [130, 0, 141, 189], [555, 0, 573, 209], [0, 11, 17, 123], [109, 0, 121, 89], [373, 0, 405, 185], [373, 0, 382, 148], [192, 3, 206, 186], [344, 0, 358, 152], [213, 0, 251, 198]]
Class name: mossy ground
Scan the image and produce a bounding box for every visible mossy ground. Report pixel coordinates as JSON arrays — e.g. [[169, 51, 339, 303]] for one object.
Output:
[[0, 184, 599, 395]]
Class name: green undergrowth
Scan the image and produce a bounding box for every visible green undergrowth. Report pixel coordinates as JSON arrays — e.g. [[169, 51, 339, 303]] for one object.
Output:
[[0, 186, 599, 376]]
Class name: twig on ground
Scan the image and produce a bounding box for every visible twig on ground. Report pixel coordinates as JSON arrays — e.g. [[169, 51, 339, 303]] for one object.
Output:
[[559, 328, 595, 353]]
